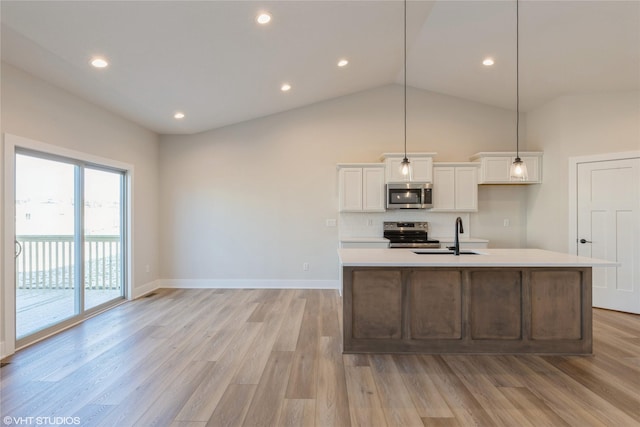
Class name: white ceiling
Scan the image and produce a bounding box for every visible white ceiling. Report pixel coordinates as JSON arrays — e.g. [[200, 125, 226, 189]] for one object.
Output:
[[2, 0, 639, 135]]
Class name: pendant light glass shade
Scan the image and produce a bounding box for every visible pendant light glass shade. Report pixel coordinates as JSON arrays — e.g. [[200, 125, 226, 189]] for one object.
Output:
[[401, 157, 411, 177], [510, 157, 528, 181]]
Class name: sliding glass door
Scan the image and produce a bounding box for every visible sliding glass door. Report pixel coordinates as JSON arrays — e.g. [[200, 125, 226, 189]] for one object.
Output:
[[84, 167, 124, 310], [15, 154, 77, 338], [15, 150, 126, 342]]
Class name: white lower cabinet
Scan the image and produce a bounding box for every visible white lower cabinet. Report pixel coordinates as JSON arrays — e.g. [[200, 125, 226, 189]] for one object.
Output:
[[337, 164, 385, 212], [432, 163, 479, 212]]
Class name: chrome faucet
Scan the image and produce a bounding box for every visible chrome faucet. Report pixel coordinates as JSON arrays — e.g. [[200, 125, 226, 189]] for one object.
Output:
[[454, 217, 464, 256]]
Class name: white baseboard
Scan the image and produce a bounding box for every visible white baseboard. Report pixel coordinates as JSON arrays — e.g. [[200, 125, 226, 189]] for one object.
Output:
[[158, 279, 340, 291], [131, 279, 162, 299]]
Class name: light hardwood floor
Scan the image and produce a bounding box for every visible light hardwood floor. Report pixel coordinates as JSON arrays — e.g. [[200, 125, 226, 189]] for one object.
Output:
[[1, 288, 639, 426]]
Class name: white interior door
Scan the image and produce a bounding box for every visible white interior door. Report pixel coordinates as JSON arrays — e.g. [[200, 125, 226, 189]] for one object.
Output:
[[577, 158, 640, 313]]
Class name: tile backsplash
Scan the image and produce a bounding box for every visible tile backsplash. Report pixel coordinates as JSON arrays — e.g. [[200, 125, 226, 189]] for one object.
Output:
[[339, 211, 472, 240]]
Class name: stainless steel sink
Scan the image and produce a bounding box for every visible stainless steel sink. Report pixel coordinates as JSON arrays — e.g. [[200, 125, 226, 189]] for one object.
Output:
[[413, 250, 481, 255]]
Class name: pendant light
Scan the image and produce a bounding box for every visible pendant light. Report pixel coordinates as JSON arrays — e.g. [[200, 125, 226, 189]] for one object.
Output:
[[509, 0, 528, 181], [400, 0, 411, 178]]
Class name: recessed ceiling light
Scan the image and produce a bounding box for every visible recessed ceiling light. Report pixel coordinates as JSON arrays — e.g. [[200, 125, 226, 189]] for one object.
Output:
[[337, 59, 349, 67], [256, 12, 271, 24], [482, 58, 495, 66], [90, 57, 109, 68], [281, 83, 291, 92], [174, 112, 185, 119]]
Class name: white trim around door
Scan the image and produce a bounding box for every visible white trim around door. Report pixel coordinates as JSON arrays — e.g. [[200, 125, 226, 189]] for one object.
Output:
[[569, 151, 640, 314], [2, 133, 135, 358], [568, 151, 640, 253]]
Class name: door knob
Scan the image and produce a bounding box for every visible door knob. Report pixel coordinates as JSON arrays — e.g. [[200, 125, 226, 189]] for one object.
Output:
[[579, 238, 592, 244]]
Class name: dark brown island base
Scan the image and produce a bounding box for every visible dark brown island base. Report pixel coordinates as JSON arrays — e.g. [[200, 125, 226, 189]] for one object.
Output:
[[338, 248, 616, 355]]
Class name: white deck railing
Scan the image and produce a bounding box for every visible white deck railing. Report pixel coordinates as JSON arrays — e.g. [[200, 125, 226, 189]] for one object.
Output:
[[15, 235, 121, 290]]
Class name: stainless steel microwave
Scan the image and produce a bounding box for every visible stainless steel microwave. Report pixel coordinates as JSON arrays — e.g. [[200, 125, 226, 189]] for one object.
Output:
[[386, 183, 433, 209]]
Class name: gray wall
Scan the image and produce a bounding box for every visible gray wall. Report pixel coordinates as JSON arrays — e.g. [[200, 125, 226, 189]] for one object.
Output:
[[1, 63, 161, 297], [159, 84, 528, 284], [525, 91, 640, 253]]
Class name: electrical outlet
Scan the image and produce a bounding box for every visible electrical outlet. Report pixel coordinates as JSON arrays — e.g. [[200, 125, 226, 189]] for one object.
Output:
[[145, 264, 150, 273], [503, 219, 510, 227], [303, 262, 310, 271], [367, 219, 374, 226], [326, 219, 337, 227]]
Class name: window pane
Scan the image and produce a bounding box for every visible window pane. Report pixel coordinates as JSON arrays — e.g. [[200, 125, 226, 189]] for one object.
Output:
[[15, 154, 77, 338], [84, 168, 124, 309]]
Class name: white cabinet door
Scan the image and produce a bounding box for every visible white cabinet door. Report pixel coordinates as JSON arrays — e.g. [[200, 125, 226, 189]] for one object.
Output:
[[362, 167, 385, 211], [454, 167, 478, 211], [383, 155, 434, 183], [432, 167, 455, 210], [338, 165, 385, 212], [386, 158, 406, 183], [339, 168, 363, 211], [432, 165, 478, 212], [482, 157, 512, 182], [411, 157, 433, 182]]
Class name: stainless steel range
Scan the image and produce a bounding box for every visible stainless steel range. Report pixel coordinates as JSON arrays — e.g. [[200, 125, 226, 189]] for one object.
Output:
[[383, 221, 441, 249]]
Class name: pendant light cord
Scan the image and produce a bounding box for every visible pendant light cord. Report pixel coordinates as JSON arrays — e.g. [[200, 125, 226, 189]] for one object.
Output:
[[516, 0, 520, 159], [403, 0, 407, 160]]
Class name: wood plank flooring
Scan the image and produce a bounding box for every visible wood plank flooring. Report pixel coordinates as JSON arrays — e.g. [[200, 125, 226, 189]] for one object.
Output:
[[1, 288, 639, 426]]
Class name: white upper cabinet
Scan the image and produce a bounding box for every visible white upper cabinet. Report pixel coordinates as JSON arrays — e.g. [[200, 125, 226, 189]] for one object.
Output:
[[432, 163, 479, 212], [380, 153, 436, 183], [470, 152, 542, 184], [362, 167, 386, 211], [454, 166, 479, 211], [337, 164, 385, 212], [433, 166, 455, 209], [338, 167, 363, 211]]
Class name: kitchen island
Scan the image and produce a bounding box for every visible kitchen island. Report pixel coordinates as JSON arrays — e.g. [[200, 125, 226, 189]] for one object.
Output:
[[338, 248, 615, 355]]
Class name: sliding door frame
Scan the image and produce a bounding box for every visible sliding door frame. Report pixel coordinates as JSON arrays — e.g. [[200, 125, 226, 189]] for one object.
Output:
[[3, 133, 134, 356]]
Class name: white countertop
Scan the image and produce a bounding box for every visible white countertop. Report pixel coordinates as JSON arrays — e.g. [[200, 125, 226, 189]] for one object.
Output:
[[338, 248, 617, 267]]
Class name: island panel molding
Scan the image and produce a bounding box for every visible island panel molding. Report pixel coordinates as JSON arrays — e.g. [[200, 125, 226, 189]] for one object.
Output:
[[351, 270, 402, 339], [469, 270, 523, 340], [342, 266, 592, 355], [530, 270, 584, 340], [409, 270, 463, 339]]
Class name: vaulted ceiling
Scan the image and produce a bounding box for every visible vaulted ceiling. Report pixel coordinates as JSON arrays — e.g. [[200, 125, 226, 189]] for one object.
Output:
[[2, 0, 639, 134]]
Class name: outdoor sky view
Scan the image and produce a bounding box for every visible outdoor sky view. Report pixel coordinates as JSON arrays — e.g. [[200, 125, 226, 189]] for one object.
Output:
[[16, 154, 121, 236]]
